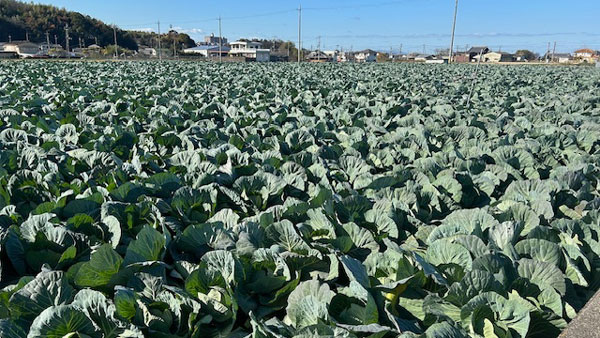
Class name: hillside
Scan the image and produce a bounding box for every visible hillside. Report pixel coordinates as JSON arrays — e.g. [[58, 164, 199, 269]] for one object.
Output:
[[0, 0, 195, 51]]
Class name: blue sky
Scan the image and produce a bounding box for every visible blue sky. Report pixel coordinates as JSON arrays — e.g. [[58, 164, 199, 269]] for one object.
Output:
[[34, 0, 600, 54]]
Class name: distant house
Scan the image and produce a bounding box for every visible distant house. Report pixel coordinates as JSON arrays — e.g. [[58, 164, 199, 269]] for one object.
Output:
[[183, 45, 230, 58], [0, 43, 18, 59], [574, 48, 596, 62], [483, 51, 514, 63], [39, 43, 64, 55], [453, 53, 470, 63], [467, 46, 490, 61], [426, 55, 449, 64], [323, 50, 340, 63], [138, 46, 157, 57], [543, 52, 572, 63], [415, 54, 434, 62], [306, 50, 331, 63], [228, 41, 270, 62], [3, 41, 40, 57], [555, 53, 573, 63], [355, 49, 377, 63], [574, 48, 595, 58]]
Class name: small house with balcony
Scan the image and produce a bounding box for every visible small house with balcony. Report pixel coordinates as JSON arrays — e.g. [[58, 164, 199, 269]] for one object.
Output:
[[228, 41, 270, 62]]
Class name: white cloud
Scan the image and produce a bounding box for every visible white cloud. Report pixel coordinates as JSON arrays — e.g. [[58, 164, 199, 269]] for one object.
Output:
[[172, 27, 204, 35], [128, 27, 154, 33]]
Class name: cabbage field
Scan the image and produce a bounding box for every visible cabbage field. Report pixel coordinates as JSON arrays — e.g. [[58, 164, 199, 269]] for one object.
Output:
[[0, 61, 599, 338]]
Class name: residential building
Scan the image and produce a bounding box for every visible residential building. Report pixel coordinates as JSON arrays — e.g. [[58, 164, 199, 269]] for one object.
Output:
[[355, 49, 377, 62], [543, 52, 572, 63], [483, 51, 514, 62], [3, 41, 40, 57], [467, 46, 490, 61], [39, 43, 64, 56], [453, 53, 470, 63], [138, 46, 157, 57], [323, 50, 340, 62], [228, 41, 270, 62], [574, 48, 596, 63], [183, 45, 230, 57], [574, 48, 595, 58], [415, 54, 434, 62], [306, 50, 331, 63]]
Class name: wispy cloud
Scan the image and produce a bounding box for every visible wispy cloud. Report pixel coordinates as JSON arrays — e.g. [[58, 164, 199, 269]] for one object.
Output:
[[172, 27, 204, 34], [130, 27, 154, 33]]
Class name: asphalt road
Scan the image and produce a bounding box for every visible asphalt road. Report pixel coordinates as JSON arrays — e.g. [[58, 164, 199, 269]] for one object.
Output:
[[561, 292, 600, 338]]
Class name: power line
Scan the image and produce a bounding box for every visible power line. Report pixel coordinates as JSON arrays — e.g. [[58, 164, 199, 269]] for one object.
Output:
[[303, 0, 419, 11]]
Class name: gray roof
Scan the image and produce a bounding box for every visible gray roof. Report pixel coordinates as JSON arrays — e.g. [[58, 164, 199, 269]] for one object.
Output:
[[306, 51, 329, 59], [468, 46, 489, 54]]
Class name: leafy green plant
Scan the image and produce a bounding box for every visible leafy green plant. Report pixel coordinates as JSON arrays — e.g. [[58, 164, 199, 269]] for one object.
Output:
[[0, 61, 599, 337]]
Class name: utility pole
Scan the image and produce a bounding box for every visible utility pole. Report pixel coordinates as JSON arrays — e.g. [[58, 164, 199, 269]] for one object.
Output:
[[170, 24, 176, 58], [297, 5, 302, 63], [65, 24, 70, 58], [546, 42, 550, 62], [218, 16, 222, 63], [45, 31, 50, 48], [113, 26, 118, 59], [449, 0, 458, 63], [552, 41, 556, 63], [317, 35, 321, 61], [25, 31, 29, 41], [94, 36, 98, 45], [157, 21, 162, 61]]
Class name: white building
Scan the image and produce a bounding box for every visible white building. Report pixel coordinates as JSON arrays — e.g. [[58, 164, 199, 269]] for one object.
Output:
[[183, 45, 230, 57], [39, 43, 63, 54], [323, 50, 340, 63], [415, 54, 434, 62], [3, 41, 40, 57], [228, 41, 270, 62], [355, 49, 377, 63], [139, 46, 157, 57], [574, 48, 595, 59]]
